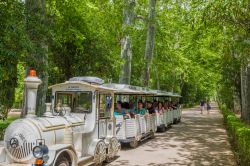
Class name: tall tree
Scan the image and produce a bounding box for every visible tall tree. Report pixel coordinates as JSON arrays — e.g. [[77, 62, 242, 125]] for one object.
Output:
[[141, 0, 156, 87], [0, 0, 26, 119], [241, 50, 250, 123], [25, 0, 48, 116], [203, 0, 250, 122], [47, 0, 122, 84], [119, 0, 135, 84]]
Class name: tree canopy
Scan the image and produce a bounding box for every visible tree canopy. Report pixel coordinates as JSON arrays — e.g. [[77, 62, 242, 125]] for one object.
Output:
[[0, 0, 249, 122]]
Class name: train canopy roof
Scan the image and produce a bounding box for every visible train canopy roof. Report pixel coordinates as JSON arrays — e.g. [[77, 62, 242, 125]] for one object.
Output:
[[103, 83, 181, 97], [102, 83, 151, 95], [49, 77, 115, 92], [69, 76, 104, 85], [49, 79, 181, 97]]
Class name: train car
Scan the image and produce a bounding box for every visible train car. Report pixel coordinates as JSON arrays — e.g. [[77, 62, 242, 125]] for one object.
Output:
[[172, 93, 182, 123], [152, 90, 171, 132], [103, 84, 157, 148], [152, 91, 182, 131], [0, 70, 120, 166]]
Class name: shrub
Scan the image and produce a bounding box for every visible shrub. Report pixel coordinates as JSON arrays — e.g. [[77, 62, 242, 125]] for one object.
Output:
[[0, 115, 19, 140], [220, 104, 250, 166], [0, 121, 11, 140]]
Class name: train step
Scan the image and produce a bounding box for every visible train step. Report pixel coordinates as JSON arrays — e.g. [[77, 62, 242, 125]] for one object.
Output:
[[77, 155, 94, 166], [140, 133, 152, 142], [84, 162, 95, 166]]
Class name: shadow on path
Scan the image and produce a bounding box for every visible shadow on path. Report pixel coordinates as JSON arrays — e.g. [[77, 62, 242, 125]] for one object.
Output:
[[106, 103, 236, 166]]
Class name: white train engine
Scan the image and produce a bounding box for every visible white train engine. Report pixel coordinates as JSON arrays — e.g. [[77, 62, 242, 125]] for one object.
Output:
[[0, 70, 120, 166]]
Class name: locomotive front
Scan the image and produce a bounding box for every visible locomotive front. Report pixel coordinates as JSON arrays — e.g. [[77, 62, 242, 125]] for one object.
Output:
[[0, 69, 72, 165], [4, 119, 42, 163], [3, 116, 76, 165], [0, 69, 47, 165], [0, 71, 120, 166]]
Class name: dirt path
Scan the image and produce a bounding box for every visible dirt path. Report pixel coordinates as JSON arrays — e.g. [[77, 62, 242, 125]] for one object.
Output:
[[107, 103, 236, 166]]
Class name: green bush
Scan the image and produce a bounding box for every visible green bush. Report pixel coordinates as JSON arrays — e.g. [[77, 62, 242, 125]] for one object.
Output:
[[0, 115, 19, 140], [219, 104, 250, 166], [0, 121, 11, 140]]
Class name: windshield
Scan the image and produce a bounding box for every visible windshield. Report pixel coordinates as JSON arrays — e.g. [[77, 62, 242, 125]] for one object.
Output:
[[55, 91, 92, 113]]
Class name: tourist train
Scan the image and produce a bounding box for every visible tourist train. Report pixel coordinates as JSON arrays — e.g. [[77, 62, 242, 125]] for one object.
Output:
[[104, 84, 182, 148], [0, 70, 181, 166]]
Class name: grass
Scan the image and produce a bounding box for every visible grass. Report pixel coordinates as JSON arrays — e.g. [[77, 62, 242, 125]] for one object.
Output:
[[219, 104, 250, 166], [0, 114, 20, 140]]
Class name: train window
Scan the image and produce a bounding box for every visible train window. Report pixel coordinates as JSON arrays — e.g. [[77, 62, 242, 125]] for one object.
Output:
[[99, 94, 112, 118], [56, 93, 72, 108], [73, 92, 92, 113]]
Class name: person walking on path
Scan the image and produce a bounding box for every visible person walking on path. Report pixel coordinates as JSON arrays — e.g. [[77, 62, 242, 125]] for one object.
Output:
[[200, 100, 205, 114]]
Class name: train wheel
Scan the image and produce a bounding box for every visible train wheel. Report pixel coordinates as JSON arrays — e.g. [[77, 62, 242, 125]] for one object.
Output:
[[114, 138, 121, 154], [94, 141, 106, 165], [106, 137, 120, 162], [55, 152, 71, 166], [111, 137, 120, 156], [129, 139, 138, 148]]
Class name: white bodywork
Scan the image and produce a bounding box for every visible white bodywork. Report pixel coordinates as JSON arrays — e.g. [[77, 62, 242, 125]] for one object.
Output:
[[0, 78, 120, 166], [115, 114, 157, 143]]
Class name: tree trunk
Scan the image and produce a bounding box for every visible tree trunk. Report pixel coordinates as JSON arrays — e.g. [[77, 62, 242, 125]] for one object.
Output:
[[142, 0, 157, 87], [171, 69, 176, 93], [155, 67, 160, 90], [119, 0, 135, 84], [241, 65, 250, 123], [25, 0, 48, 116], [20, 85, 27, 118], [233, 94, 241, 114]]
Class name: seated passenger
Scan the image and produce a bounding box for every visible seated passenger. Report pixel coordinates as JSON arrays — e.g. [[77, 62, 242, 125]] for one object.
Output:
[[122, 102, 132, 118], [114, 101, 131, 119], [163, 100, 169, 111], [129, 100, 136, 115], [170, 101, 177, 109], [122, 102, 130, 109], [153, 100, 158, 110], [146, 101, 156, 114], [137, 101, 148, 115], [156, 102, 164, 114], [114, 101, 125, 116]]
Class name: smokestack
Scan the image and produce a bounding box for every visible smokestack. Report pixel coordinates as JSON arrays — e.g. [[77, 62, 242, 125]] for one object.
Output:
[[24, 69, 42, 118]]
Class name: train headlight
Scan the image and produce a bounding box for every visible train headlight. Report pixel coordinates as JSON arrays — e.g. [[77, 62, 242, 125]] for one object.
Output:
[[33, 146, 44, 159], [32, 139, 49, 159]]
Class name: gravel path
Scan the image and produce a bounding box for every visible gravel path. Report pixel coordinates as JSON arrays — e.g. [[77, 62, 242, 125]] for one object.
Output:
[[107, 103, 236, 166]]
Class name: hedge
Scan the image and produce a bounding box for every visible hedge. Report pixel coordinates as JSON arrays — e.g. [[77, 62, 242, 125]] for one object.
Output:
[[220, 104, 250, 166]]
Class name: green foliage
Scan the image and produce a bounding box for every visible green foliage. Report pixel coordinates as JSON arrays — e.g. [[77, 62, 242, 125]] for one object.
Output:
[[202, 0, 250, 110], [220, 104, 250, 165], [0, 0, 27, 118], [47, 0, 122, 84], [0, 0, 248, 120], [0, 115, 19, 140], [14, 63, 25, 108]]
